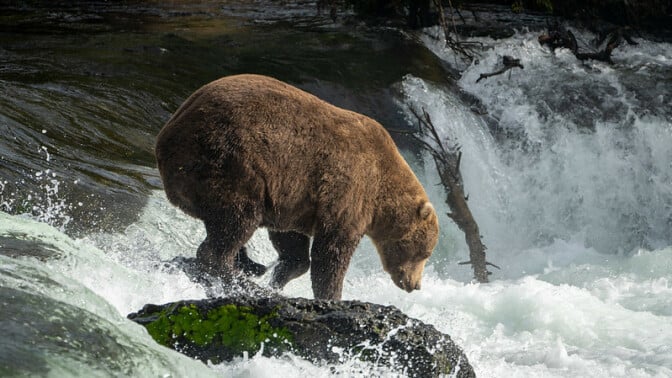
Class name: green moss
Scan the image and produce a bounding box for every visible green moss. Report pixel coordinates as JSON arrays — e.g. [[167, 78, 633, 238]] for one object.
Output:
[[144, 303, 293, 356], [435, 354, 452, 375], [350, 344, 379, 363], [512, 0, 553, 13]]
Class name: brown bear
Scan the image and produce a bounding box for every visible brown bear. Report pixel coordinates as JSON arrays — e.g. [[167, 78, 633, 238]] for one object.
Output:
[[155, 74, 438, 300]]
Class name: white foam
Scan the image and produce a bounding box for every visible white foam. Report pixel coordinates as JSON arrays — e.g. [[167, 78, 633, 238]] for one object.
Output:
[[3, 28, 671, 377], [3, 181, 672, 377]]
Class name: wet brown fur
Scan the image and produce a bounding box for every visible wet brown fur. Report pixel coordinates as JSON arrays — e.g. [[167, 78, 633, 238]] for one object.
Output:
[[156, 74, 438, 300]]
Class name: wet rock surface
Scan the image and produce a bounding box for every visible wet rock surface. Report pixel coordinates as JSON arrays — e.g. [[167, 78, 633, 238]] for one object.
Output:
[[129, 295, 475, 377]]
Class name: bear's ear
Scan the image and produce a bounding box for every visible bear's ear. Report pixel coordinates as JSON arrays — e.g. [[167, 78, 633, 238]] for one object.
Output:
[[418, 202, 434, 220]]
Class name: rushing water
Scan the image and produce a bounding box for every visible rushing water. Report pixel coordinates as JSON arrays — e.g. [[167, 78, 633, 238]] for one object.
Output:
[[1, 2, 671, 377]]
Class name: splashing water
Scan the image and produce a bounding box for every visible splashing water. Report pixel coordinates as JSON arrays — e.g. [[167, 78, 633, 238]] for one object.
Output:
[[410, 29, 672, 257], [389, 28, 672, 377], [0, 147, 76, 231], [1, 21, 671, 378]]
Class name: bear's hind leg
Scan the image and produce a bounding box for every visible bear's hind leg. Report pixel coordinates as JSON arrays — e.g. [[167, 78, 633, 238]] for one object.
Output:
[[197, 202, 262, 281], [269, 231, 310, 289]]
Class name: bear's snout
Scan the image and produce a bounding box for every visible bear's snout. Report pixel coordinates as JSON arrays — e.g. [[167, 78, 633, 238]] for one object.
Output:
[[392, 267, 424, 293], [395, 277, 421, 293]]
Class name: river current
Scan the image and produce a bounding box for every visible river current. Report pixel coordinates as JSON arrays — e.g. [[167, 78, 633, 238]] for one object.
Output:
[[1, 3, 671, 377]]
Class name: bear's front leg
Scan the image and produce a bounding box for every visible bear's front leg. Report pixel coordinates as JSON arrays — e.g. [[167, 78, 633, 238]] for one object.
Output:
[[235, 246, 267, 277], [196, 234, 240, 278], [310, 230, 362, 300]]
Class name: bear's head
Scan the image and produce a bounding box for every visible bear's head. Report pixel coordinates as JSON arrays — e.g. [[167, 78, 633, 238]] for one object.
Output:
[[373, 201, 439, 292]]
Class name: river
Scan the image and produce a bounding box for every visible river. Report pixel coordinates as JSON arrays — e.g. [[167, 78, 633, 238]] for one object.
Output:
[[1, 1, 671, 377]]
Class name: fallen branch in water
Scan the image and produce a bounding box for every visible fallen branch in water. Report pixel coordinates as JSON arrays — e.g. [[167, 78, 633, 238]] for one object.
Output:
[[432, 0, 479, 61], [538, 25, 636, 64], [459, 259, 501, 269], [476, 55, 524, 83], [408, 107, 497, 283]]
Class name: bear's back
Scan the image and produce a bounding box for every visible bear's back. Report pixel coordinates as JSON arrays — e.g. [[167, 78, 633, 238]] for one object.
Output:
[[197, 74, 377, 145], [156, 74, 416, 233], [159, 74, 401, 175]]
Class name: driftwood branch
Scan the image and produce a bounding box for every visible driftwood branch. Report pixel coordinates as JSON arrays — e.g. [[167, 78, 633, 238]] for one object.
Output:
[[409, 107, 495, 283], [538, 25, 634, 64], [459, 260, 501, 269], [476, 55, 524, 83]]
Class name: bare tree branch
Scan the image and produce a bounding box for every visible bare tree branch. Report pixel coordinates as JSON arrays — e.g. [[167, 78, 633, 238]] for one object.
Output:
[[538, 25, 631, 64], [476, 55, 524, 83], [432, 0, 478, 61], [408, 106, 496, 283]]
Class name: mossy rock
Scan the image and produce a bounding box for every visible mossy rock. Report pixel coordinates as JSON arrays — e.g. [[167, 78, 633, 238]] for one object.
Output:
[[129, 296, 475, 377], [130, 300, 292, 364]]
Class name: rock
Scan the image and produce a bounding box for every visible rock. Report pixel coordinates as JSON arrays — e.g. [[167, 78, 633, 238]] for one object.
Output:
[[0, 236, 62, 261], [128, 296, 475, 377]]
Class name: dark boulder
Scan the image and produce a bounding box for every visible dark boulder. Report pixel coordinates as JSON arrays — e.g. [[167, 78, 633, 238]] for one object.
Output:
[[128, 295, 475, 377]]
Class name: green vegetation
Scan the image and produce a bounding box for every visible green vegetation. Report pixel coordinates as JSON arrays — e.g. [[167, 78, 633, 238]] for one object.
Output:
[[344, 0, 407, 17], [143, 303, 293, 357], [343, 0, 668, 29], [512, 0, 553, 13], [549, 0, 670, 27]]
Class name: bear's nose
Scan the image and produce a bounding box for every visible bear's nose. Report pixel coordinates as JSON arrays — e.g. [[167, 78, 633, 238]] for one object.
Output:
[[398, 278, 414, 292]]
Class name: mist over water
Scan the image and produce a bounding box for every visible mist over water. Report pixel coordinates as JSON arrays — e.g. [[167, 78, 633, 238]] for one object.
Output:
[[413, 28, 672, 257], [1, 8, 671, 377], [393, 28, 672, 377]]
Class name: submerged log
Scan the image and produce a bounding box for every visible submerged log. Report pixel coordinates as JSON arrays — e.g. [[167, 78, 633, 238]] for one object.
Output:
[[128, 295, 475, 377]]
